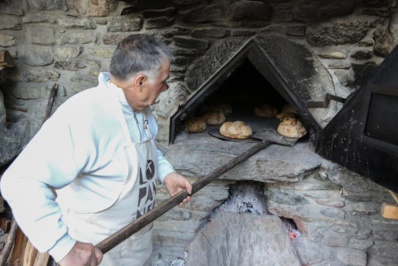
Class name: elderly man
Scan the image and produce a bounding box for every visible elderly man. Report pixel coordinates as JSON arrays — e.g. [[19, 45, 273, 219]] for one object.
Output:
[[1, 34, 192, 265]]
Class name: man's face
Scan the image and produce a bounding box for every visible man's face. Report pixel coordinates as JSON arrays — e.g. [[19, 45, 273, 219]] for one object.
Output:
[[129, 60, 170, 111]]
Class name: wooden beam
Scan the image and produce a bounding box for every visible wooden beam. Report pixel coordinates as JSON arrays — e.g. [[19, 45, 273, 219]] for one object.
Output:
[[33, 252, 50, 266], [381, 202, 398, 220]]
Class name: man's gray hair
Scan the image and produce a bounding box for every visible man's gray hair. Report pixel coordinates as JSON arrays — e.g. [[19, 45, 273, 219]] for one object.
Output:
[[110, 34, 173, 82]]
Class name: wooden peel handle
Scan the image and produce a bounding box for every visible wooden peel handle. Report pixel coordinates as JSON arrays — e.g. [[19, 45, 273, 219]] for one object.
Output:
[[95, 140, 271, 254]]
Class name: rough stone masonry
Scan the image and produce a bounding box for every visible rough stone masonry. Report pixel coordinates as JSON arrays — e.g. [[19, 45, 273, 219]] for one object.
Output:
[[0, 1, 398, 265]]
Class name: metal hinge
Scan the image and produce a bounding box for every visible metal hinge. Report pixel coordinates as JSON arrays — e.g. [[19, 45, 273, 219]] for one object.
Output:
[[305, 93, 346, 108]]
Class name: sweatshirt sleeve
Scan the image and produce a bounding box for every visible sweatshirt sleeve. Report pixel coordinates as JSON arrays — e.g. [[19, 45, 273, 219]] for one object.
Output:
[[156, 149, 175, 183], [0, 105, 91, 262]]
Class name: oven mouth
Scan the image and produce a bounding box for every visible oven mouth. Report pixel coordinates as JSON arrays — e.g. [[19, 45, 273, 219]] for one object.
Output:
[[170, 34, 398, 194], [170, 36, 326, 145]]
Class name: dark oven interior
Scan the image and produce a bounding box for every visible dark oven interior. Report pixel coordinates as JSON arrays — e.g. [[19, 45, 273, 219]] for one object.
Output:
[[170, 59, 308, 143]]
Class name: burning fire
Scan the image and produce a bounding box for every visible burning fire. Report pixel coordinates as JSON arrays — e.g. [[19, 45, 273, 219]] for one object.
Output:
[[281, 217, 301, 241]]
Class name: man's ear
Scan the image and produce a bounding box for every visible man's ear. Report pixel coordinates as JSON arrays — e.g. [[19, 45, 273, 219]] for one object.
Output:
[[134, 74, 146, 92]]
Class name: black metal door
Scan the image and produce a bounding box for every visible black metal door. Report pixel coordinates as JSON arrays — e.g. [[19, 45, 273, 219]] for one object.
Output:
[[317, 45, 398, 193]]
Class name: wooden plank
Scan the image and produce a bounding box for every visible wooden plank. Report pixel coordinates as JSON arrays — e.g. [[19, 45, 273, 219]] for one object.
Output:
[[381, 202, 398, 220], [33, 252, 50, 266], [23, 240, 38, 266], [23, 240, 39, 266], [11, 228, 28, 266]]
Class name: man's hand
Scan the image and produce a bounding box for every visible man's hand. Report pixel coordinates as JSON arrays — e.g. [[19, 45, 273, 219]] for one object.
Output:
[[58, 241, 103, 266], [164, 172, 192, 206]]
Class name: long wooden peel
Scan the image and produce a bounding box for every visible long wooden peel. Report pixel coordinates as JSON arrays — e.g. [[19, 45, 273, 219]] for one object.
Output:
[[96, 128, 298, 254]]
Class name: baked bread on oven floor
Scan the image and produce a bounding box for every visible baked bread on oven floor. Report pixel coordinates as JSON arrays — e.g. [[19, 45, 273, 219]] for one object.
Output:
[[281, 103, 297, 113], [186, 117, 207, 133], [210, 103, 233, 115], [220, 121, 253, 139], [276, 111, 297, 121], [277, 117, 307, 138], [254, 104, 278, 118], [276, 103, 298, 121], [203, 110, 226, 125]]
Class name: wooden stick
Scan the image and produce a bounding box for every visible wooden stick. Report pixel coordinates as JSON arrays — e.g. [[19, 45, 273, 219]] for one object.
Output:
[[96, 140, 272, 254], [50, 141, 273, 264], [41, 84, 58, 126], [6, 107, 28, 112], [0, 218, 19, 266]]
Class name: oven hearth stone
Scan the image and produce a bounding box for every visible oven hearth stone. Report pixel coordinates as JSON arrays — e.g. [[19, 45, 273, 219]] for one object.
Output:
[[164, 135, 322, 183]]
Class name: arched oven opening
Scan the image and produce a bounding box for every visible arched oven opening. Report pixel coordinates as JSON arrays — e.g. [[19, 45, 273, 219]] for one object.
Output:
[[171, 58, 299, 144], [169, 36, 325, 146]]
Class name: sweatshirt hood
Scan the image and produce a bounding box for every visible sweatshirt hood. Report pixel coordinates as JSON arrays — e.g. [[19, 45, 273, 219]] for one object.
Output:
[[98, 72, 134, 115]]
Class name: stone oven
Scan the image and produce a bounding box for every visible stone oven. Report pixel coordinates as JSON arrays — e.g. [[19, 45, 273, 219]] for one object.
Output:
[[170, 34, 336, 145], [1, 0, 398, 265]]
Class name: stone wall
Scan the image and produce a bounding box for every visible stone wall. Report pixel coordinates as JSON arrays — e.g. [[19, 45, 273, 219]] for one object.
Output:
[[1, 1, 398, 265], [160, 133, 398, 266], [0, 0, 397, 150]]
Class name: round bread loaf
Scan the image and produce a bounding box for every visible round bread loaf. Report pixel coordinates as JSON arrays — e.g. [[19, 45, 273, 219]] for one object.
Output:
[[277, 117, 307, 139], [281, 104, 297, 114], [220, 121, 252, 139], [276, 111, 297, 121], [203, 110, 226, 125], [186, 117, 207, 133], [211, 103, 233, 115], [254, 104, 278, 118]]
